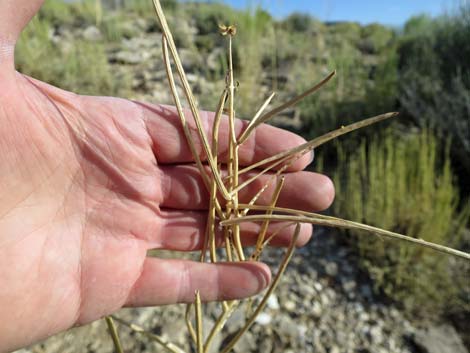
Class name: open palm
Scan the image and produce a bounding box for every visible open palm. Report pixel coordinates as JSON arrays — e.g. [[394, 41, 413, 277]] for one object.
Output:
[[0, 1, 334, 352]]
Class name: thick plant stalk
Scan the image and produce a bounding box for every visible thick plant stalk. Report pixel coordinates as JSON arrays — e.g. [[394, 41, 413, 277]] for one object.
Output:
[[105, 316, 124, 353]]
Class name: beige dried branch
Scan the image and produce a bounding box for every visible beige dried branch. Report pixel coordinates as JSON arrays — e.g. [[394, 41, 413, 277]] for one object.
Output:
[[221, 211, 470, 261], [220, 224, 301, 353], [238, 71, 336, 144], [111, 316, 185, 353], [105, 316, 124, 353]]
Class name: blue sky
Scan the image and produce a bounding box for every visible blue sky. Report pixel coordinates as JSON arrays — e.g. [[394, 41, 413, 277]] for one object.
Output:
[[218, 0, 457, 25]]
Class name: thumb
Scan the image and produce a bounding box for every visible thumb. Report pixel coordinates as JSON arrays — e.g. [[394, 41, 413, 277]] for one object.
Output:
[[0, 0, 44, 68]]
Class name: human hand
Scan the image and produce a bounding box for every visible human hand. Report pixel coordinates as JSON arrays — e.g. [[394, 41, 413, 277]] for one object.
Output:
[[0, 1, 334, 351]]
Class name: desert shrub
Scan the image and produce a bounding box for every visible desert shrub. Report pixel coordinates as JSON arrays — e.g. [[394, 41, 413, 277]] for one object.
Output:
[[15, 18, 59, 84], [281, 13, 314, 32], [398, 7, 470, 183], [61, 40, 130, 96], [70, 0, 103, 26], [359, 23, 395, 54], [38, 0, 75, 26], [121, 0, 177, 17], [16, 18, 130, 97], [332, 128, 470, 317], [187, 3, 238, 36], [233, 7, 275, 117]]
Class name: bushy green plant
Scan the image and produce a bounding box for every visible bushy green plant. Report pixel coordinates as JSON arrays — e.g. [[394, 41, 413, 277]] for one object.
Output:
[[359, 23, 395, 54], [38, 0, 75, 26], [332, 128, 470, 317], [16, 17, 130, 97], [281, 12, 315, 32], [398, 6, 470, 182]]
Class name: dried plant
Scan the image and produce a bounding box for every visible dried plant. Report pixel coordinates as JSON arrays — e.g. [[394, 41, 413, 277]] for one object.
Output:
[[104, 1, 470, 352]]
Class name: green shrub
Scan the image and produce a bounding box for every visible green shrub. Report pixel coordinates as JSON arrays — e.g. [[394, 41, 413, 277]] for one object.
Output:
[[359, 23, 395, 54], [398, 7, 470, 182], [16, 17, 130, 97], [332, 129, 470, 317], [38, 0, 75, 26], [281, 13, 314, 32]]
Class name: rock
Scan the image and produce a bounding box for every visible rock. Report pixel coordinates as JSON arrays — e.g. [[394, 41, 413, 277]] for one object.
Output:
[[411, 325, 468, 353], [342, 279, 357, 292], [255, 312, 272, 326], [267, 294, 280, 310], [369, 325, 383, 345], [179, 48, 203, 71], [284, 300, 296, 312], [82, 25, 102, 41], [325, 262, 338, 277], [112, 50, 147, 65], [277, 315, 299, 338], [311, 301, 323, 318], [232, 331, 256, 353]]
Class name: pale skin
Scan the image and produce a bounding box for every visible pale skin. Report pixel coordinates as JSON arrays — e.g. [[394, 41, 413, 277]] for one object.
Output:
[[0, 1, 335, 352]]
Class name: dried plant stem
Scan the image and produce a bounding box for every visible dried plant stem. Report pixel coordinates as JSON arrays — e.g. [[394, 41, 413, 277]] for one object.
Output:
[[195, 291, 204, 353], [251, 176, 285, 260], [185, 304, 197, 345], [204, 301, 237, 352], [222, 213, 470, 261], [105, 316, 124, 353], [231, 113, 398, 200], [111, 316, 185, 353], [238, 71, 335, 144], [154, 0, 230, 200], [220, 224, 301, 353], [238, 112, 398, 177], [225, 31, 245, 261], [238, 92, 276, 145]]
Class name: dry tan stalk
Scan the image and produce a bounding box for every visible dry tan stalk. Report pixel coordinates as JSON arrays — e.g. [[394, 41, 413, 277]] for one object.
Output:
[[203, 301, 237, 352], [238, 111, 398, 177], [223, 25, 245, 261], [220, 224, 301, 353], [238, 92, 277, 144], [105, 316, 124, 353], [231, 112, 398, 198], [221, 214, 470, 260], [154, 0, 230, 200], [251, 176, 285, 260], [238, 71, 337, 144], [195, 291, 204, 353], [111, 316, 185, 353], [185, 303, 197, 345], [262, 222, 297, 248]]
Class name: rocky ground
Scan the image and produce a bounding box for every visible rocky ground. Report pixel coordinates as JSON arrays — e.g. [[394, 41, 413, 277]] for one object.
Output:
[[15, 229, 468, 353]]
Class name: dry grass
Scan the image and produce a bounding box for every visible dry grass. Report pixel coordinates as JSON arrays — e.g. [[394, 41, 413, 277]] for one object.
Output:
[[104, 1, 470, 352]]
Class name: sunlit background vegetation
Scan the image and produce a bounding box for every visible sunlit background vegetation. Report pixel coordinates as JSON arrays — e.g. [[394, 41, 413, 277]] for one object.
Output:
[[16, 0, 469, 338]]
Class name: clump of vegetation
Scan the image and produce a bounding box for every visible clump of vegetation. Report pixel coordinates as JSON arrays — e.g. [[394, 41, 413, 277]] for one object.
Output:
[[398, 7, 470, 185], [16, 5, 131, 96], [332, 129, 470, 316]]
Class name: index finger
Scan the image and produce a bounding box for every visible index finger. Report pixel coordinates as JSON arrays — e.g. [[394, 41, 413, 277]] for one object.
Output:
[[138, 102, 313, 171]]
